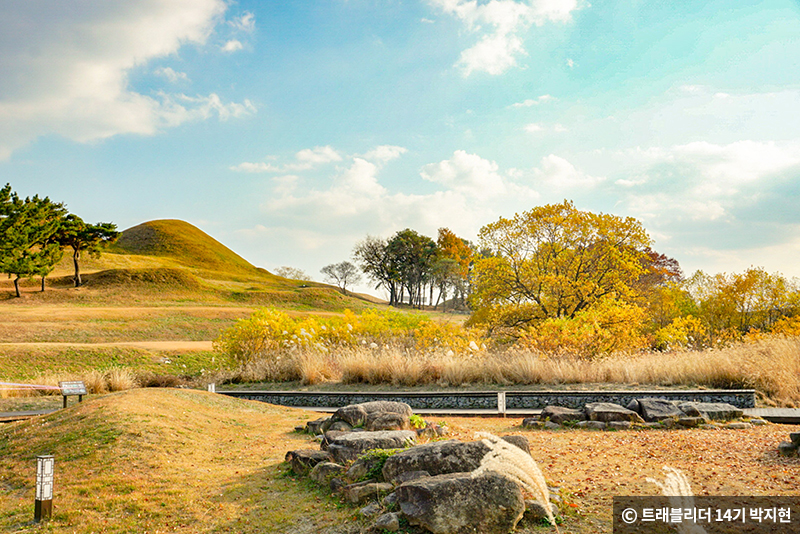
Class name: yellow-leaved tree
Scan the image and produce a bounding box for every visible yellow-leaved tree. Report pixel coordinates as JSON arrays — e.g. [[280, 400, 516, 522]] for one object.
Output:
[[468, 200, 655, 356]]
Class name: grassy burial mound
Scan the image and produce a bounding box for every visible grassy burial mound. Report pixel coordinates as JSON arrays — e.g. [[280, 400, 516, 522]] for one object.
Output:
[[111, 219, 261, 277], [0, 388, 356, 534], [1, 218, 367, 310]]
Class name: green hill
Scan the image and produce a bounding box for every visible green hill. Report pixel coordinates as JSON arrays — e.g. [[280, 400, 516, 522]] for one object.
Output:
[[112, 219, 259, 275], [1, 218, 373, 311]]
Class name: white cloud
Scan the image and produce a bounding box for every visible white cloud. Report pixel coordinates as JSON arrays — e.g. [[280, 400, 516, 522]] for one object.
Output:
[[511, 94, 554, 107], [154, 67, 189, 83], [430, 0, 581, 76], [230, 12, 256, 32], [524, 122, 566, 133], [295, 146, 343, 166], [360, 145, 408, 164], [231, 146, 342, 173], [421, 150, 508, 198], [222, 39, 244, 52], [162, 93, 255, 123], [534, 154, 605, 189], [615, 140, 800, 223], [0, 0, 256, 160], [256, 146, 539, 254], [458, 32, 526, 76], [231, 162, 282, 173]]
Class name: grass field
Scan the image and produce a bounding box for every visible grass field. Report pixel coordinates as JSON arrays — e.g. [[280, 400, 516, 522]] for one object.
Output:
[[0, 219, 376, 389], [1, 388, 797, 534], [2, 220, 800, 533]]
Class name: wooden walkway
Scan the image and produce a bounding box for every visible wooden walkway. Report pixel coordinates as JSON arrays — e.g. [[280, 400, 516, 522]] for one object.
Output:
[[744, 408, 800, 424], [0, 409, 56, 423]]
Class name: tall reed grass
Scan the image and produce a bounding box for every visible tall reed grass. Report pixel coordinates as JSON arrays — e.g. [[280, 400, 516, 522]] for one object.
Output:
[[1, 367, 144, 398], [219, 336, 800, 405]]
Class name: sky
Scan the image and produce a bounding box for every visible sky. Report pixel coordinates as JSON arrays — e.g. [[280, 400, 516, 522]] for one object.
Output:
[[3, 0, 800, 296]]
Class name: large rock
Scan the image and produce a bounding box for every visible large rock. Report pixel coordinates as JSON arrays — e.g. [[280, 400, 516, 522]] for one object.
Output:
[[584, 402, 644, 423], [321, 430, 350, 451], [636, 398, 686, 422], [396, 472, 525, 534], [678, 402, 743, 421], [499, 435, 531, 455], [382, 440, 487, 484], [306, 416, 332, 434], [333, 405, 369, 427], [541, 406, 587, 424], [342, 481, 395, 504], [327, 430, 416, 464], [382, 437, 530, 484], [365, 411, 411, 431], [310, 462, 346, 484], [285, 449, 333, 476], [374, 512, 401, 532], [333, 401, 413, 428]]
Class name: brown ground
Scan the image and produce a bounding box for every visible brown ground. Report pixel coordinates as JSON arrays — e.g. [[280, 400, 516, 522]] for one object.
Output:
[[2, 390, 799, 533], [0, 340, 213, 350], [438, 417, 800, 533]]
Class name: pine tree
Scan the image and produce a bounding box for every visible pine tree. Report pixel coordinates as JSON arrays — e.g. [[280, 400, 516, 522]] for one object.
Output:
[[56, 214, 119, 287], [0, 189, 66, 297]]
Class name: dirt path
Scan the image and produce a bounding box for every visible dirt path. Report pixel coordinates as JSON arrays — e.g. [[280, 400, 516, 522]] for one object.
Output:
[[0, 341, 213, 351], [0, 305, 258, 320]]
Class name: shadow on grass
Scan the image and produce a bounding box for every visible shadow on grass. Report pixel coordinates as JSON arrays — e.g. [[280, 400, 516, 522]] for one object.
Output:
[[212, 461, 365, 534]]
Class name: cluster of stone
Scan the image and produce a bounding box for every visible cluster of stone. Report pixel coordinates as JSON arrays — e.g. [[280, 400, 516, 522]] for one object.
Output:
[[778, 432, 800, 456], [288, 401, 560, 534], [521, 399, 766, 431]]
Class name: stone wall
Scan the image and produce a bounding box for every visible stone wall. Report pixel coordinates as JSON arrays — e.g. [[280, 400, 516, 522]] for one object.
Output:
[[219, 389, 755, 412]]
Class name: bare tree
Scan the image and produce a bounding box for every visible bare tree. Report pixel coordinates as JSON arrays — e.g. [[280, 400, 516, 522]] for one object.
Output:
[[275, 266, 312, 281], [320, 261, 361, 295]]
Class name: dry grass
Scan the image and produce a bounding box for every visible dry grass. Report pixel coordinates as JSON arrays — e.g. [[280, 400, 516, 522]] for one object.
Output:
[[1, 389, 798, 534], [0, 388, 358, 534], [220, 336, 800, 405], [2, 367, 152, 399]]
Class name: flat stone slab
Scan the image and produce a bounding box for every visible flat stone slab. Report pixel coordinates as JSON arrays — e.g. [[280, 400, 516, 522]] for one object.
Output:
[[636, 398, 685, 422], [541, 406, 586, 424], [396, 472, 525, 534], [327, 430, 416, 464], [679, 402, 743, 421], [585, 402, 645, 423]]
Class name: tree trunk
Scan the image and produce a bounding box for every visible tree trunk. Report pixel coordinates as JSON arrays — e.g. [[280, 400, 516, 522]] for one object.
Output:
[[73, 247, 81, 287], [13, 276, 21, 298], [41, 276, 46, 292]]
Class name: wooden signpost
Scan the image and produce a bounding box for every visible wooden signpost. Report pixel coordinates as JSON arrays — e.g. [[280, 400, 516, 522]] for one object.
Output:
[[58, 381, 87, 408]]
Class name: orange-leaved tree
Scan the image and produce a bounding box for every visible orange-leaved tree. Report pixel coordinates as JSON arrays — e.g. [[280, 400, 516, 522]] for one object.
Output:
[[468, 201, 654, 354]]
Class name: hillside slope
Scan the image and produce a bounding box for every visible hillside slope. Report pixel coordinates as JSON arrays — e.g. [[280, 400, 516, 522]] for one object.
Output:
[[112, 219, 260, 275], [1, 218, 372, 311], [0, 388, 356, 533]]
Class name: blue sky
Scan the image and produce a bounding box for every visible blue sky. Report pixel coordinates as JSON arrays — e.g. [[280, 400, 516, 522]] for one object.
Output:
[[3, 0, 800, 295]]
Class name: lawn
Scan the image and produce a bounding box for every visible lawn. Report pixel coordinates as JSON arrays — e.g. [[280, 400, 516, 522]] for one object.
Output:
[[1, 388, 797, 534]]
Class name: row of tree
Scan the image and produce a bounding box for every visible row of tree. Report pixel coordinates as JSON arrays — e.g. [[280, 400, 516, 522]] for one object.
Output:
[[353, 227, 474, 309], [352, 200, 800, 352], [0, 184, 119, 297]]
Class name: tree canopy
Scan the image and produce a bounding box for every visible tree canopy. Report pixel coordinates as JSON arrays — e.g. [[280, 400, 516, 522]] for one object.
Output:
[[469, 200, 654, 332], [320, 261, 361, 295], [0, 189, 67, 296], [0, 183, 118, 296], [353, 227, 473, 308], [56, 214, 119, 287]]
